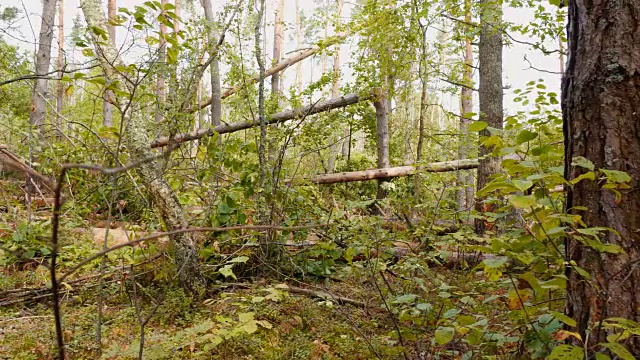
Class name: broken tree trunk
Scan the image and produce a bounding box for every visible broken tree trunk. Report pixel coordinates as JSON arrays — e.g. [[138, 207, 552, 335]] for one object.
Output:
[[287, 159, 480, 185], [190, 31, 349, 113], [151, 92, 370, 148]]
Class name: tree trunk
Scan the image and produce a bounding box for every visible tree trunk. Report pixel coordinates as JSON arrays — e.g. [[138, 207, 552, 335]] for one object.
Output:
[[287, 159, 479, 185], [56, 0, 64, 138], [414, 26, 428, 199], [475, 0, 503, 234], [374, 91, 390, 200], [199, 0, 221, 127], [456, 0, 475, 212], [80, 0, 204, 291], [103, 0, 115, 127], [152, 93, 369, 148], [271, 0, 285, 97], [295, 0, 303, 94], [30, 0, 57, 137], [563, 1, 640, 354], [156, 0, 168, 124]]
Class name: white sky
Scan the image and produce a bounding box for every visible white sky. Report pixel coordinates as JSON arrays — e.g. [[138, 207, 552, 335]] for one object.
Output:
[[4, 0, 563, 117]]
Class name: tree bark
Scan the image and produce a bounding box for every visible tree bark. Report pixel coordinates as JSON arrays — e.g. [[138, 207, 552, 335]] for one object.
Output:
[[563, 0, 640, 354], [287, 159, 479, 185], [271, 0, 285, 96], [374, 91, 390, 200], [199, 0, 221, 127], [103, 0, 116, 127], [295, 0, 303, 94], [152, 93, 369, 148], [56, 0, 64, 137], [475, 0, 503, 234], [30, 0, 58, 137], [457, 0, 475, 211], [80, 0, 204, 291], [156, 0, 168, 124]]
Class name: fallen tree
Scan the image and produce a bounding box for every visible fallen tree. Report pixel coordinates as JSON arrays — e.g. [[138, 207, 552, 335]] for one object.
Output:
[[190, 31, 349, 113], [152, 93, 369, 148], [287, 159, 480, 185]]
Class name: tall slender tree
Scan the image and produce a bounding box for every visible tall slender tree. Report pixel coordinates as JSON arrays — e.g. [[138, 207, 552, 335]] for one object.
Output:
[[456, 0, 475, 211], [271, 0, 285, 96], [30, 0, 58, 137], [156, 0, 168, 124], [295, 0, 303, 94], [103, 0, 116, 127], [475, 0, 503, 234], [563, 0, 640, 354], [199, 0, 221, 126], [56, 0, 64, 136]]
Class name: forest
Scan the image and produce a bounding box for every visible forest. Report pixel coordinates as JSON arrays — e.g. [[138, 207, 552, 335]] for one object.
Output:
[[0, 0, 639, 358]]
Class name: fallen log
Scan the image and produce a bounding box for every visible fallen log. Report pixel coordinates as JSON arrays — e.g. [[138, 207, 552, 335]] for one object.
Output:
[[152, 93, 369, 148], [190, 32, 350, 113], [0, 145, 56, 193], [287, 159, 480, 185]]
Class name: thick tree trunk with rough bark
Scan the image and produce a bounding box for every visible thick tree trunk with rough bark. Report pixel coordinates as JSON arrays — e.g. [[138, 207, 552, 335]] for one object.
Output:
[[200, 0, 221, 127], [80, 0, 204, 291], [457, 0, 475, 211], [475, 0, 503, 234], [103, 0, 116, 127], [30, 0, 57, 137], [563, 1, 640, 354]]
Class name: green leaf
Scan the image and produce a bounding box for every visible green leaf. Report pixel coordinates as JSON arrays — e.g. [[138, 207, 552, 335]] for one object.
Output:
[[595, 354, 611, 360], [600, 169, 632, 183], [393, 294, 418, 304], [550, 311, 577, 327], [572, 156, 595, 171], [483, 257, 508, 268], [227, 256, 249, 263], [547, 345, 584, 360], [238, 312, 255, 323], [599, 342, 635, 360], [513, 180, 534, 192], [219, 264, 236, 279], [469, 121, 488, 132], [571, 171, 596, 185], [516, 130, 538, 144], [509, 195, 538, 209], [434, 326, 455, 345]]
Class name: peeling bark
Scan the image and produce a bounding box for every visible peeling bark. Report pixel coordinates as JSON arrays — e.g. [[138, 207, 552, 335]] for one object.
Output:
[[200, 0, 221, 126]]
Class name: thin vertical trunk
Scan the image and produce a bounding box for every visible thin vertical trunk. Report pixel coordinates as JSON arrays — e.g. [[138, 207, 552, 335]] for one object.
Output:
[[156, 0, 168, 124], [103, 0, 115, 127], [375, 90, 390, 201], [30, 0, 58, 137], [563, 1, 640, 354], [558, 37, 565, 75], [168, 0, 180, 103], [200, 0, 221, 126], [295, 0, 303, 94], [271, 0, 285, 96], [475, 0, 503, 234], [457, 0, 475, 211], [56, 0, 64, 137]]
